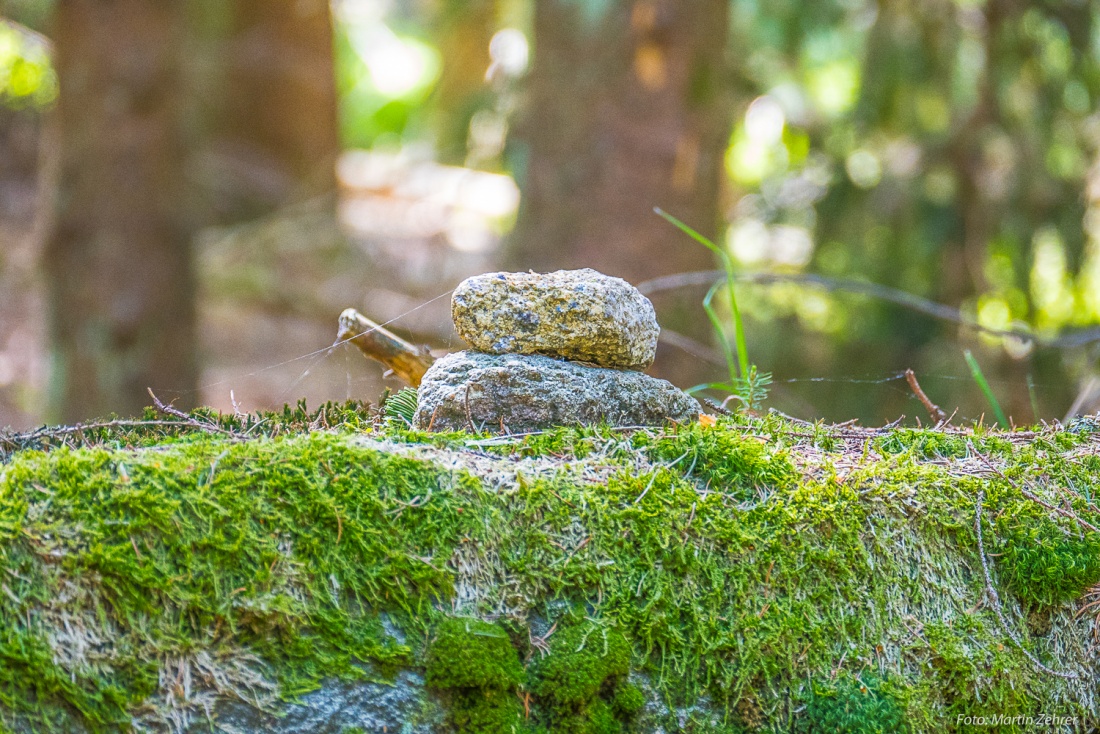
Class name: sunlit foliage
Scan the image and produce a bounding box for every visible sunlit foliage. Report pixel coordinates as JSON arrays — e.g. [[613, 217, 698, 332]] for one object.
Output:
[[0, 21, 56, 109], [728, 0, 1100, 335]]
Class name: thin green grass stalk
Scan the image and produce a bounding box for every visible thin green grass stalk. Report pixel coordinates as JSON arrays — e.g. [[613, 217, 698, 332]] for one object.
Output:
[[964, 350, 1009, 428], [702, 281, 737, 386], [655, 208, 748, 379]]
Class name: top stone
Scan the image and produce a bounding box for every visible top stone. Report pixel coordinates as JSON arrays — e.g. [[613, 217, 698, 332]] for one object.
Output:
[[451, 269, 660, 370]]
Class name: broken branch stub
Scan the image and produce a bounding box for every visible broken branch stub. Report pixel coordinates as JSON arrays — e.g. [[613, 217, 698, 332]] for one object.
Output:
[[337, 308, 435, 387]]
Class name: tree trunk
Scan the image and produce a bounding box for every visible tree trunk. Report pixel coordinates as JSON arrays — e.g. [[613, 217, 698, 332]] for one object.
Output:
[[201, 0, 340, 219], [45, 0, 197, 422], [508, 0, 735, 384]]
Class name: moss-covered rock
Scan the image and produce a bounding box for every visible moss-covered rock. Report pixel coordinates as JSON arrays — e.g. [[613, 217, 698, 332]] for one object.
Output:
[[797, 674, 907, 733], [427, 618, 524, 691], [426, 617, 527, 733], [1, 407, 1100, 732], [529, 621, 630, 707]]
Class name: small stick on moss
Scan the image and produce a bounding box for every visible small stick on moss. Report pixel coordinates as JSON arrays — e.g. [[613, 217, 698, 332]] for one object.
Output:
[[700, 397, 734, 417], [147, 389, 241, 438], [337, 308, 435, 387], [517, 690, 531, 719], [2, 418, 225, 454], [904, 369, 948, 424], [974, 489, 1078, 679]]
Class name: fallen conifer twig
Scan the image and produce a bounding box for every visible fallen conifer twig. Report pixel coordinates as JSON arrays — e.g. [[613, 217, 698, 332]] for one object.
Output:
[[337, 308, 436, 387]]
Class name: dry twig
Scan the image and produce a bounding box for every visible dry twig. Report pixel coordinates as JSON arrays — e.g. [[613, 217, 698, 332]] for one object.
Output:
[[337, 308, 435, 387], [147, 389, 241, 438], [904, 368, 948, 424]]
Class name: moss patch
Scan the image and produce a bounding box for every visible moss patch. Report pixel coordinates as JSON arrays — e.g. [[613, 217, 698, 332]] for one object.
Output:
[[426, 617, 527, 733], [998, 523, 1100, 607], [1, 410, 1099, 731], [797, 674, 907, 733], [0, 423, 481, 728], [529, 620, 630, 707], [426, 617, 524, 691]]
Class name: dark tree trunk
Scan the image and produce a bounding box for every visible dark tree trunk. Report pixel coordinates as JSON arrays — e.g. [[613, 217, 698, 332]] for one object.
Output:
[[202, 0, 340, 219], [45, 0, 197, 422], [508, 0, 735, 384]]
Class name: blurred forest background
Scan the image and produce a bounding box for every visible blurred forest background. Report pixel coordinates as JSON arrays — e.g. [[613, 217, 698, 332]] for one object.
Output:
[[2, 0, 1100, 430]]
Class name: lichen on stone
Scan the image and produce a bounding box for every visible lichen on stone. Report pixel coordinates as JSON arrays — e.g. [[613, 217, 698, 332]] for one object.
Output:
[[451, 269, 660, 370], [412, 351, 700, 433]]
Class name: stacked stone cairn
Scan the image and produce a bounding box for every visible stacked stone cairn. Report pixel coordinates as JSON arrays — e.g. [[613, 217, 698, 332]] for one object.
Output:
[[412, 268, 702, 433]]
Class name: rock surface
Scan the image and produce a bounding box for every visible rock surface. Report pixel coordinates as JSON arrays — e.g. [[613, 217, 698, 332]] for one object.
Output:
[[190, 670, 441, 734], [451, 269, 660, 370], [412, 351, 700, 432]]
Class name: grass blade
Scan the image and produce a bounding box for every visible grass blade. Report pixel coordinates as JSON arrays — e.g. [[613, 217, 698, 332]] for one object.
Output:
[[964, 350, 1008, 428], [654, 207, 748, 378], [703, 281, 737, 385]]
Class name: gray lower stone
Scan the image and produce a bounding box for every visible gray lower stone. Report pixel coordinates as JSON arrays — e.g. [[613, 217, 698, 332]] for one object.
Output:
[[187, 669, 442, 734], [451, 269, 660, 370], [412, 351, 700, 433], [168, 667, 688, 734]]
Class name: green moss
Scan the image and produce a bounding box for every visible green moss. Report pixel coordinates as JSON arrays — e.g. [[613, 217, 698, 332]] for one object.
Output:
[[426, 617, 524, 691], [449, 689, 527, 733], [610, 682, 645, 716], [529, 621, 630, 708], [633, 422, 797, 498], [427, 616, 642, 732], [3, 411, 1100, 731], [524, 698, 621, 734], [578, 698, 621, 734], [998, 522, 1100, 607], [0, 431, 484, 727], [425, 617, 529, 732], [876, 429, 954, 459], [503, 425, 605, 460], [874, 428, 1018, 460], [797, 674, 907, 733]]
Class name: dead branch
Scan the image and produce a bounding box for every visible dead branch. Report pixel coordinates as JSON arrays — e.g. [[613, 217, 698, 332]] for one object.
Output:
[[905, 369, 948, 424], [337, 308, 436, 387]]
